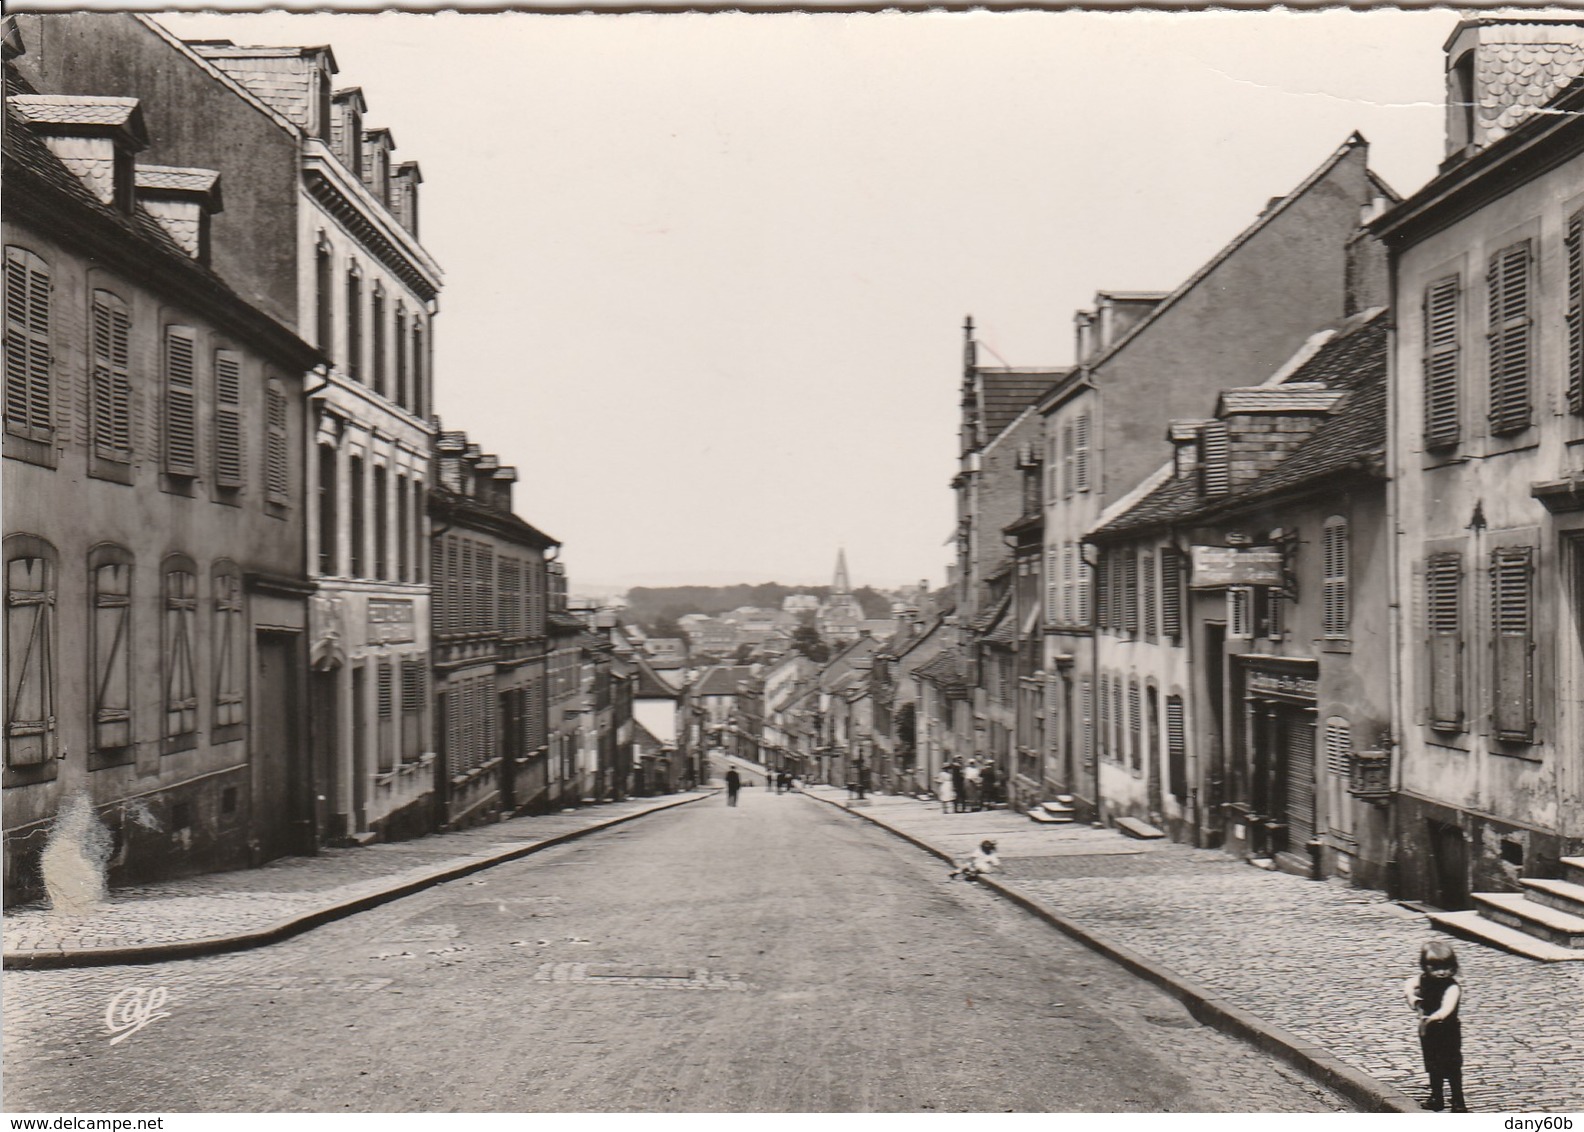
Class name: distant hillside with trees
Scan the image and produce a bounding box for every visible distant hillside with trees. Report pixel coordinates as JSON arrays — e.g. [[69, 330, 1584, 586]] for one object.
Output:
[[627, 583, 892, 634]]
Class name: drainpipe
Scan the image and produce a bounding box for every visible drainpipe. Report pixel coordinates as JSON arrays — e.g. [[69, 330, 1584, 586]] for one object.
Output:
[[1081, 541, 1104, 827], [1384, 253, 1405, 901]]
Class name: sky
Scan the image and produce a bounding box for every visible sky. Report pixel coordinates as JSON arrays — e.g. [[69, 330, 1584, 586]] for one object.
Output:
[[147, 8, 1533, 593]]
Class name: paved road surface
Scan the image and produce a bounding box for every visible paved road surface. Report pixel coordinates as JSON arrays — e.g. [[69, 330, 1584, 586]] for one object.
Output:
[[4, 789, 1346, 1112]]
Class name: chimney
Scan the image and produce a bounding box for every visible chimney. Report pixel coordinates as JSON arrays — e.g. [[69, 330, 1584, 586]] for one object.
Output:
[[435, 429, 467, 492], [1168, 419, 1209, 481], [361, 127, 394, 207], [492, 466, 517, 513], [391, 161, 422, 236], [1442, 19, 1584, 161], [135, 166, 222, 262], [1344, 216, 1389, 317], [1073, 309, 1095, 364], [7, 94, 147, 211]]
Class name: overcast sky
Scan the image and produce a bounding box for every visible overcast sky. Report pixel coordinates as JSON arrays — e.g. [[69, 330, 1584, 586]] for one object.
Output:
[[152, 9, 1521, 593]]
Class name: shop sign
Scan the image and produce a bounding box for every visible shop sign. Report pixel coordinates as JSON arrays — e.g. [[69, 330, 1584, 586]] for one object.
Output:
[[1246, 668, 1318, 702], [368, 598, 416, 644], [1190, 545, 1284, 588]]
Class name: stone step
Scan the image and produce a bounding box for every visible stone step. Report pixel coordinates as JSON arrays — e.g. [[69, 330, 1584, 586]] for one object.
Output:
[[1029, 808, 1074, 824], [1054, 794, 1076, 805], [1428, 910, 1584, 962], [1115, 816, 1165, 840], [1473, 892, 1584, 949], [1563, 857, 1584, 886], [1040, 801, 1076, 816], [1520, 877, 1584, 921]]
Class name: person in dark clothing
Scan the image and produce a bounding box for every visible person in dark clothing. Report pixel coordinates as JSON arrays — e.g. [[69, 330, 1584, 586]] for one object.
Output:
[[950, 760, 967, 813], [725, 767, 742, 807], [1404, 939, 1466, 1111], [980, 761, 999, 808]]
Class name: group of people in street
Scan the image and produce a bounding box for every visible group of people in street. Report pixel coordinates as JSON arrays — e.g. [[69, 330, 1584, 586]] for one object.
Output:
[[722, 764, 799, 807], [934, 757, 998, 814]]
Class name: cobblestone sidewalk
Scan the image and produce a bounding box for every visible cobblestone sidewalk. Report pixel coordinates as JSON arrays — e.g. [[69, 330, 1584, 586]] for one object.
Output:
[[811, 787, 1584, 1114], [3, 792, 713, 965]]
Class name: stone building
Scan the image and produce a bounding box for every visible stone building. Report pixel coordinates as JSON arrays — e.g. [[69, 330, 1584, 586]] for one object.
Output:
[[429, 427, 558, 825], [1372, 18, 1584, 926], [3, 41, 321, 899]]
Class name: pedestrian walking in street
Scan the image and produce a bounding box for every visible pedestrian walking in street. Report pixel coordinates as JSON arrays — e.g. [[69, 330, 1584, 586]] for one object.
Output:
[[949, 839, 1000, 881], [981, 761, 999, 809], [964, 758, 983, 811], [725, 767, 742, 807], [950, 760, 967, 813], [935, 767, 956, 814], [1404, 939, 1466, 1112]]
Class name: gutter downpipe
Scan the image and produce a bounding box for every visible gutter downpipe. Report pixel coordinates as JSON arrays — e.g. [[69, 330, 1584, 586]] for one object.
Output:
[[1384, 250, 1406, 900]]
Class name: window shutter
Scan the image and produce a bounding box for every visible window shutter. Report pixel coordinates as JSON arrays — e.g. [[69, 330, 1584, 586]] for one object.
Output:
[[1491, 546, 1535, 743], [1046, 548, 1059, 624], [1073, 411, 1091, 492], [345, 270, 362, 381], [1228, 587, 1251, 639], [213, 567, 244, 727], [5, 550, 56, 765], [1160, 549, 1183, 641], [1061, 420, 1074, 498], [164, 568, 198, 737], [1127, 680, 1141, 772], [445, 537, 460, 635], [1322, 517, 1349, 639], [92, 560, 132, 751], [1200, 421, 1229, 496], [1123, 551, 1139, 635], [1165, 695, 1186, 795], [5, 247, 53, 443], [163, 327, 198, 476], [212, 350, 244, 488], [265, 384, 290, 504], [1422, 276, 1461, 448], [1487, 240, 1533, 435], [1060, 544, 1074, 625], [1141, 550, 1156, 639], [479, 545, 495, 633], [1568, 214, 1583, 415], [1324, 719, 1351, 776], [1076, 544, 1092, 626], [1081, 680, 1093, 767], [1425, 552, 1464, 731], [1097, 677, 1109, 761], [92, 292, 133, 462], [377, 661, 394, 719]]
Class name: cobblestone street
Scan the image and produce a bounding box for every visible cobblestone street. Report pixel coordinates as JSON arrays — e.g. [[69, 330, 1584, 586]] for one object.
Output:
[[4, 789, 1346, 1113], [820, 789, 1584, 1113]]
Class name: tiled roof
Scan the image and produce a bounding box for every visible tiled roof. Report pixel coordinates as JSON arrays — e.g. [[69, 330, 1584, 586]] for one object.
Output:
[[1092, 308, 1388, 539], [7, 93, 144, 131], [548, 611, 589, 634], [692, 666, 755, 697], [1475, 33, 1584, 139], [134, 165, 220, 195], [980, 370, 1063, 440], [970, 592, 1011, 634], [632, 654, 680, 700], [1216, 384, 1349, 415], [429, 485, 559, 548]]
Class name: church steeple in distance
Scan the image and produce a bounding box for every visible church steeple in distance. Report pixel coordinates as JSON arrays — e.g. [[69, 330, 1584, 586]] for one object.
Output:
[[832, 548, 851, 596]]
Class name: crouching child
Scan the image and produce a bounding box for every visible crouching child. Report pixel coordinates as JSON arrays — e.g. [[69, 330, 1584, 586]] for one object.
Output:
[[949, 839, 1000, 881]]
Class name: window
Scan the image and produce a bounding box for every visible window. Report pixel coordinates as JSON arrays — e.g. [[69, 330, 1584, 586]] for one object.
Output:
[[163, 558, 199, 746], [377, 660, 396, 772], [395, 307, 408, 411], [396, 472, 409, 583], [431, 538, 447, 636], [1228, 586, 1252, 639], [1080, 680, 1093, 768], [1123, 551, 1139, 635], [90, 546, 133, 757], [1426, 552, 1464, 731], [444, 536, 460, 636], [5, 537, 57, 766], [1073, 411, 1091, 492], [1568, 213, 1583, 415], [411, 479, 425, 583], [1097, 676, 1109, 762], [5, 246, 53, 448], [1095, 549, 1110, 630], [1166, 694, 1187, 800], [411, 323, 425, 418], [162, 326, 198, 477], [214, 350, 244, 489], [1060, 420, 1074, 498], [1324, 718, 1351, 776], [1200, 421, 1229, 496], [315, 239, 333, 352], [1127, 680, 1142, 772], [265, 382, 289, 506], [400, 657, 424, 761], [318, 444, 338, 575], [373, 465, 389, 580], [345, 268, 362, 382], [1423, 276, 1461, 448], [1491, 546, 1535, 743], [212, 561, 244, 732], [1160, 548, 1183, 641], [1258, 585, 1283, 641], [1046, 547, 1060, 625], [1322, 517, 1349, 639], [1487, 240, 1533, 435], [460, 540, 475, 633], [1141, 550, 1156, 639], [479, 545, 495, 635], [371, 286, 386, 397], [349, 455, 365, 578], [91, 290, 133, 465], [1060, 544, 1074, 625]]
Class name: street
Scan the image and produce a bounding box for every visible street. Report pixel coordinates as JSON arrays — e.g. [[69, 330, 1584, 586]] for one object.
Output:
[[3, 790, 1345, 1112]]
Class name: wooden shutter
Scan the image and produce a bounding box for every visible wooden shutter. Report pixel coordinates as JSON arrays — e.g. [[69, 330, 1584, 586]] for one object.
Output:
[[345, 270, 362, 381], [212, 351, 244, 487], [1422, 276, 1461, 448], [377, 660, 395, 772], [1095, 549, 1110, 629], [1425, 552, 1463, 730], [1228, 587, 1251, 639], [92, 560, 132, 751], [1568, 214, 1583, 415], [1076, 544, 1092, 626], [1141, 550, 1156, 639], [265, 383, 289, 504], [163, 326, 198, 476], [1073, 411, 1091, 492], [1123, 551, 1139, 635], [1097, 676, 1109, 760], [1324, 720, 1350, 776], [1127, 680, 1141, 771], [1160, 549, 1183, 641], [1322, 517, 1348, 639], [1060, 420, 1074, 498], [6, 549, 56, 765], [1200, 421, 1229, 495], [445, 537, 460, 635], [164, 567, 198, 736], [1165, 694, 1186, 799], [1491, 546, 1535, 743], [213, 566, 244, 727], [480, 546, 495, 634], [1080, 680, 1093, 767], [1046, 548, 1060, 625], [5, 247, 53, 443], [92, 292, 132, 461], [1284, 720, 1317, 846], [401, 658, 424, 760], [1487, 240, 1533, 435]]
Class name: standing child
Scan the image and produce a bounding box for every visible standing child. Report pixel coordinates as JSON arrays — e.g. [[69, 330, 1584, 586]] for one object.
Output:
[[1403, 939, 1466, 1112]]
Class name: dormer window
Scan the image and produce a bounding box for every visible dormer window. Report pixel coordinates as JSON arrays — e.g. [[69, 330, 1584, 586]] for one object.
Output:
[[1448, 50, 1476, 154], [7, 94, 148, 212], [331, 88, 367, 178]]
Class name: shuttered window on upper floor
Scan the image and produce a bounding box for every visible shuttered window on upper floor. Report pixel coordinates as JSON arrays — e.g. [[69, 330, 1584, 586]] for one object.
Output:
[[5, 247, 53, 446], [1200, 421, 1229, 496], [214, 350, 244, 489], [1141, 550, 1156, 639], [1160, 548, 1183, 642], [1423, 276, 1461, 448], [1567, 213, 1583, 415], [1322, 517, 1349, 640], [1487, 240, 1533, 436], [1425, 552, 1464, 732], [1491, 545, 1536, 744], [1073, 412, 1091, 493], [91, 291, 133, 463], [1323, 718, 1351, 776]]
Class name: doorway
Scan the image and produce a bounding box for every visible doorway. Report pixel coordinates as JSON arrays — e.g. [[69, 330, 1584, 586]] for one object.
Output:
[[253, 631, 305, 860]]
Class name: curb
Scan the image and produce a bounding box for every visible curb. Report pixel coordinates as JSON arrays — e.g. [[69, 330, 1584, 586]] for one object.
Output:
[[4, 790, 718, 972], [804, 789, 1419, 1114]]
